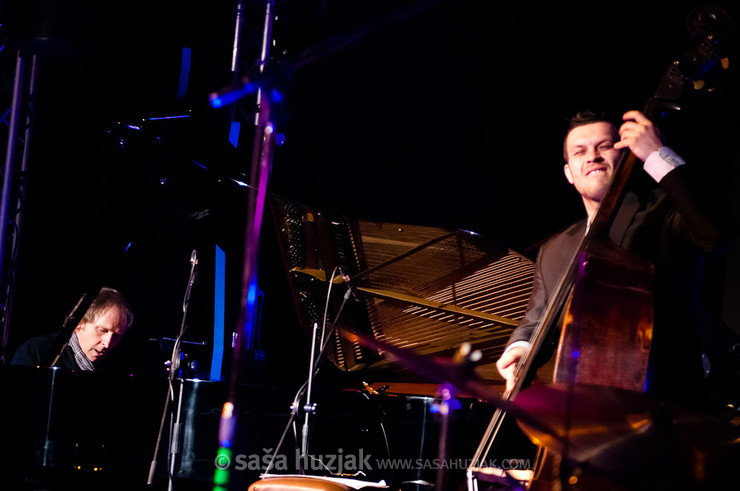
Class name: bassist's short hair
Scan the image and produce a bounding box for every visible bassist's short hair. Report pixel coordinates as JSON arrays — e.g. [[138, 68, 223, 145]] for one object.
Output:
[[563, 109, 618, 162]]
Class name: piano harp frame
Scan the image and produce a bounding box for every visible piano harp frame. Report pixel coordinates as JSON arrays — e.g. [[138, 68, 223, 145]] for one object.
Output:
[[270, 194, 537, 380]]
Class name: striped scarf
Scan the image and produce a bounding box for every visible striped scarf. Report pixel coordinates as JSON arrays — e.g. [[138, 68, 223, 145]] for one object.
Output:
[[68, 332, 95, 371]]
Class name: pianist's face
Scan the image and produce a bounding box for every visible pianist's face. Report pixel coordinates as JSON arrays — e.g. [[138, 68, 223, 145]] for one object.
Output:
[[74, 305, 128, 362]]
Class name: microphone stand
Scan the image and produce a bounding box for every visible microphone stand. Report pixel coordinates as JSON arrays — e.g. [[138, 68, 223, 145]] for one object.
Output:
[[215, 4, 278, 489], [435, 344, 479, 491], [435, 383, 455, 491], [147, 250, 198, 489], [264, 270, 355, 476], [300, 322, 319, 462]]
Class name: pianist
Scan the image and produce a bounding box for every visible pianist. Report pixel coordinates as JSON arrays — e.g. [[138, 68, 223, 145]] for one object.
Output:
[[11, 287, 133, 371]]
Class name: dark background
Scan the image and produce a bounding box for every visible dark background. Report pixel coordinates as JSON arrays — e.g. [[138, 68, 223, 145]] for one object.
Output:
[[1, 0, 739, 383]]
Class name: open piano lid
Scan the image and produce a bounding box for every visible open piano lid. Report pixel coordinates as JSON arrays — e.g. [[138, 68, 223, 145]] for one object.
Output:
[[269, 196, 535, 381]]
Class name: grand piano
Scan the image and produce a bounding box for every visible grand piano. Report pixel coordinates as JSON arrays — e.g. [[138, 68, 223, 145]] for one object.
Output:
[[0, 197, 539, 490], [268, 195, 536, 381]]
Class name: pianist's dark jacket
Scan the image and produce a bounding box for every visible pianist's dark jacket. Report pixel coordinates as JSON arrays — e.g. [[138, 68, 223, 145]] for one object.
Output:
[[11, 332, 79, 370]]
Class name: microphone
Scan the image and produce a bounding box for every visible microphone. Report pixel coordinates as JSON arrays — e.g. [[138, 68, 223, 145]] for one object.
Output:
[[189, 249, 198, 286], [209, 77, 259, 108], [209, 66, 287, 109], [337, 266, 362, 303]]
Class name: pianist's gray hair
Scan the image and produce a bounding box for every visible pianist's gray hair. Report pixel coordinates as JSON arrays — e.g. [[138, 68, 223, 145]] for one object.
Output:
[[82, 287, 134, 331]]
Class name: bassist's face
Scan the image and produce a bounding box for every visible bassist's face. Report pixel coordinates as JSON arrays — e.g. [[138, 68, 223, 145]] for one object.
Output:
[[563, 121, 624, 213]]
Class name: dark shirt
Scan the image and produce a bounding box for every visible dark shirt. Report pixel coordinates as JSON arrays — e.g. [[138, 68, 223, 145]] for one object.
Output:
[[11, 332, 80, 370]]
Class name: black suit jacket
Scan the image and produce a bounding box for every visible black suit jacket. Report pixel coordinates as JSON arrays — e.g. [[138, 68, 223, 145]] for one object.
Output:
[[11, 332, 79, 370], [507, 165, 735, 408]]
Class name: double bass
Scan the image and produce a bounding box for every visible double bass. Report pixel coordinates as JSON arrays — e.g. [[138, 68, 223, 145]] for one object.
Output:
[[468, 6, 735, 490]]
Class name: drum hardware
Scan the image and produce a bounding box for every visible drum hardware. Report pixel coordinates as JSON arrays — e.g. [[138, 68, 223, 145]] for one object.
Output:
[[339, 328, 740, 489], [340, 329, 558, 441], [341, 329, 561, 491]]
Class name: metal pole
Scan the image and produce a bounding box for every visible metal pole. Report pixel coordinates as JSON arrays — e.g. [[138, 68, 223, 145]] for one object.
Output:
[[300, 323, 320, 462], [228, 0, 245, 123], [215, 2, 277, 489], [0, 49, 37, 363]]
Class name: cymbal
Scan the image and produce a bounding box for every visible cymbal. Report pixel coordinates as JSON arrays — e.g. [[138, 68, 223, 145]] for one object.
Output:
[[340, 328, 562, 443], [514, 382, 740, 488]]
